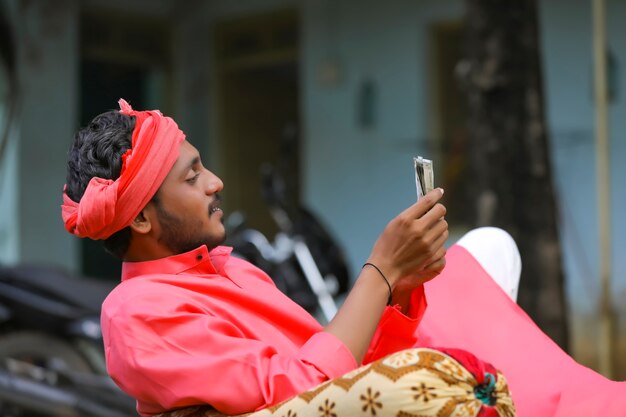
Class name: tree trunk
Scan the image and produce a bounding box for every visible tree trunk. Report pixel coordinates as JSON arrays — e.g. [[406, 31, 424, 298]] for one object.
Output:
[[459, 0, 569, 349]]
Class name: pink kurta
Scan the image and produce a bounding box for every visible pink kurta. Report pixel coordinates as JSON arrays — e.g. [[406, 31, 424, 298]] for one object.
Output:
[[417, 245, 626, 417], [101, 245, 426, 416], [103, 243, 625, 417]]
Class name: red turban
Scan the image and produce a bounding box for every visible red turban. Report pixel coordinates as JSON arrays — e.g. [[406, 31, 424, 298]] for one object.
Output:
[[61, 99, 185, 240]]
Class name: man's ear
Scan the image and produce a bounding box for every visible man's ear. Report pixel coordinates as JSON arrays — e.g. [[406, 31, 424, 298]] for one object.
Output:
[[129, 208, 153, 235]]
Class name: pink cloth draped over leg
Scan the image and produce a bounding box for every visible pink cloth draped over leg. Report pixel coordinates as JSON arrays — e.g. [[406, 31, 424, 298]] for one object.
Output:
[[418, 245, 626, 417]]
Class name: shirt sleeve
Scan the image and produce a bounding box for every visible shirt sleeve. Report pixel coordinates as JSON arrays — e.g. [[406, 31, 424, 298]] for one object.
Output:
[[363, 286, 427, 363], [102, 292, 357, 416]]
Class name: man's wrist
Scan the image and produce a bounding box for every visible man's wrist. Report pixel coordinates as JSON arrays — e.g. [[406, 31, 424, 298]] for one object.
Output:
[[364, 257, 402, 288], [362, 262, 393, 305], [391, 286, 412, 313]]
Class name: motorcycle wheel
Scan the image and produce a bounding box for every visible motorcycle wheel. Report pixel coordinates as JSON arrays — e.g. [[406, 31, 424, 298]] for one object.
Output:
[[0, 331, 92, 372], [0, 331, 92, 416]]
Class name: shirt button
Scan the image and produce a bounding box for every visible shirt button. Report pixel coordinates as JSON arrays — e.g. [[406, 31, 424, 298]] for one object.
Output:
[[196, 254, 203, 261]]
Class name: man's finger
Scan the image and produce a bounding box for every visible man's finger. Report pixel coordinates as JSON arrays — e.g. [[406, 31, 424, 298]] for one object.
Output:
[[423, 246, 447, 269], [423, 216, 448, 239], [399, 188, 444, 220], [423, 255, 446, 273]]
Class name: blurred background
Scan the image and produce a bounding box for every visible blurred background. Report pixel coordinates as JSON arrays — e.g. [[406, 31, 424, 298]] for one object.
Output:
[[0, 0, 624, 382]]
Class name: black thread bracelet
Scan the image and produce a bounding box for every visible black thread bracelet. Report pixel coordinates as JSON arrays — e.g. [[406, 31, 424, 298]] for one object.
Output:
[[362, 262, 393, 306]]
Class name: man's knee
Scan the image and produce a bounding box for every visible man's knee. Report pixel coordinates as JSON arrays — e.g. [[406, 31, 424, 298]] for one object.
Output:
[[456, 227, 521, 302]]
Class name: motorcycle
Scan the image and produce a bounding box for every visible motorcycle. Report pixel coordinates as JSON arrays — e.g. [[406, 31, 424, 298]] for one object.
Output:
[[226, 128, 351, 323], [0, 264, 136, 416]]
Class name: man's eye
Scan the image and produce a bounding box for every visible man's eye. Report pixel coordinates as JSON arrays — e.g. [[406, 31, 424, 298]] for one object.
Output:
[[186, 173, 200, 184]]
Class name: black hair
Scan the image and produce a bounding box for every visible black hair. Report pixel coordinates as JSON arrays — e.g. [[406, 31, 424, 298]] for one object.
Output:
[[65, 110, 136, 259]]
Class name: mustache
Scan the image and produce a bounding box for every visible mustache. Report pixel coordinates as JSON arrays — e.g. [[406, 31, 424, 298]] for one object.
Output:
[[209, 194, 222, 213]]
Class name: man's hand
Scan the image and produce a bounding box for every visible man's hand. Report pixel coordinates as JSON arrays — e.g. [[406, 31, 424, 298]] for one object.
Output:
[[391, 256, 446, 312], [324, 188, 447, 362], [366, 188, 448, 293]]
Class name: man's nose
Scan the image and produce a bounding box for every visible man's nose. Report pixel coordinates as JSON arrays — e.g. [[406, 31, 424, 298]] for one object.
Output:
[[205, 172, 224, 195]]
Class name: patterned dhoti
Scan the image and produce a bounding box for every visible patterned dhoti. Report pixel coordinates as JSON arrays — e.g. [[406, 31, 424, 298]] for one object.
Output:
[[156, 348, 515, 417]]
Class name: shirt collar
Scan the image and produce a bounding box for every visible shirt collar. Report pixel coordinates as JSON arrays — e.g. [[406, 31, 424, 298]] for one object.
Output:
[[121, 245, 233, 282]]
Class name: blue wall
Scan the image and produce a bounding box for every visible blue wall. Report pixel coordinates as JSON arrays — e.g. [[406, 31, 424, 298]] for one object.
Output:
[[302, 0, 464, 278]]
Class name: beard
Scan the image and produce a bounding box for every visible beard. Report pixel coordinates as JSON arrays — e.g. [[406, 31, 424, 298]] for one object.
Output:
[[154, 200, 226, 255]]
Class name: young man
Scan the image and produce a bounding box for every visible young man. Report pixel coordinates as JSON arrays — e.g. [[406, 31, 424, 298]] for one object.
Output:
[[63, 100, 453, 415], [62, 101, 623, 417]]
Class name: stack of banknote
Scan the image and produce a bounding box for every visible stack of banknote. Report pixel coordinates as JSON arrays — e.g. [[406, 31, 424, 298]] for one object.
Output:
[[414, 156, 434, 200]]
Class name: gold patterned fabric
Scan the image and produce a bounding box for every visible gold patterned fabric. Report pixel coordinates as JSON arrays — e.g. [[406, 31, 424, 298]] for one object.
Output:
[[155, 348, 515, 417]]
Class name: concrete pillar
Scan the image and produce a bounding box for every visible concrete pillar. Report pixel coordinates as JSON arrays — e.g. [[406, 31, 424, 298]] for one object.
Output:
[[15, 0, 79, 270], [171, 1, 213, 165]]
